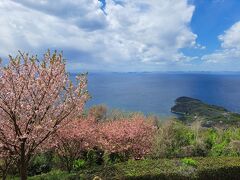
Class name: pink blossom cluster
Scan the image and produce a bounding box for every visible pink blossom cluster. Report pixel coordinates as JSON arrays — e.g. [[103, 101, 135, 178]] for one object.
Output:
[[52, 114, 156, 160], [49, 116, 98, 158], [98, 115, 156, 159]]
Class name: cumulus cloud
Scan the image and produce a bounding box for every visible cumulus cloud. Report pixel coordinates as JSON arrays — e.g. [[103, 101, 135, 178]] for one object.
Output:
[[202, 21, 240, 63], [219, 21, 240, 49], [0, 0, 198, 71]]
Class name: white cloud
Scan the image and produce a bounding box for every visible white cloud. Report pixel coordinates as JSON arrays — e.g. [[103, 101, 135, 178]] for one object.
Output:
[[202, 21, 240, 63], [219, 21, 240, 49], [0, 0, 198, 71], [11, 0, 107, 30]]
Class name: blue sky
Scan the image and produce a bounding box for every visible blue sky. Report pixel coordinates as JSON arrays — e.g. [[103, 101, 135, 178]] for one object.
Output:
[[0, 0, 240, 72], [190, 0, 240, 54]]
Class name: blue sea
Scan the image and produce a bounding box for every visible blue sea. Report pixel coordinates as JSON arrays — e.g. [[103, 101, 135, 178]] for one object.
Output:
[[71, 72, 240, 117]]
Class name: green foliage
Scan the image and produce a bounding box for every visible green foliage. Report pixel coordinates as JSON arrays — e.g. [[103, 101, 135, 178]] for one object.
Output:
[[79, 165, 121, 179], [9, 157, 240, 179], [86, 149, 104, 166], [171, 96, 240, 125], [204, 128, 240, 157], [80, 157, 240, 179], [108, 153, 130, 164], [102, 152, 132, 166], [181, 158, 197, 166], [196, 157, 240, 180], [204, 129, 218, 149], [151, 120, 240, 159], [151, 120, 197, 158], [209, 140, 228, 156], [27, 170, 79, 180], [28, 152, 54, 176], [72, 159, 86, 171]]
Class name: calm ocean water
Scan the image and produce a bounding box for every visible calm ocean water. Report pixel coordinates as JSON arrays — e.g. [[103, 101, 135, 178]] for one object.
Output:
[[71, 73, 240, 117]]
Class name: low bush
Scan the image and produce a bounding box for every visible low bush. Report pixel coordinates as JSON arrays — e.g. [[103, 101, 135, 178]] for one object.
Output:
[[122, 157, 240, 179], [196, 157, 240, 179], [81, 157, 240, 179], [151, 120, 240, 159], [73, 159, 86, 171], [151, 120, 196, 158], [181, 157, 197, 167], [28, 152, 54, 176], [28, 170, 79, 180]]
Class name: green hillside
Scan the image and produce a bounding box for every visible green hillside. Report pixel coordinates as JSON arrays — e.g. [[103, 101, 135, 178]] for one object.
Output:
[[171, 97, 240, 127]]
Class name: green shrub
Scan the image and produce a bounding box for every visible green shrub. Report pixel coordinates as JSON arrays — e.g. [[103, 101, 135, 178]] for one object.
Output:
[[28, 152, 54, 176], [86, 149, 104, 166], [196, 157, 240, 180], [73, 159, 86, 171], [204, 128, 240, 157], [116, 157, 240, 179], [204, 129, 218, 149], [181, 158, 197, 166], [151, 120, 196, 158], [209, 140, 228, 156], [28, 170, 80, 180]]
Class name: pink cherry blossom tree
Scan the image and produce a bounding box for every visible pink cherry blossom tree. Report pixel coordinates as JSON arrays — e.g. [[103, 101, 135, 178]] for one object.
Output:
[[98, 115, 156, 160], [48, 114, 156, 171], [0, 51, 89, 180], [49, 116, 97, 172]]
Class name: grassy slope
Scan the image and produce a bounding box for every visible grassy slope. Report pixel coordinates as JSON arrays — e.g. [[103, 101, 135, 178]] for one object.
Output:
[[14, 157, 240, 180]]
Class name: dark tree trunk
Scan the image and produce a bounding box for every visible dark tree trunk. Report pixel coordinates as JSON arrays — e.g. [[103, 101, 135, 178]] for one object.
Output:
[[19, 141, 28, 180], [2, 172, 7, 180], [20, 162, 27, 180]]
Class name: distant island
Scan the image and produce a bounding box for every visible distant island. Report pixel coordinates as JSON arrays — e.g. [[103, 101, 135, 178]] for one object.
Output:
[[171, 96, 240, 127]]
